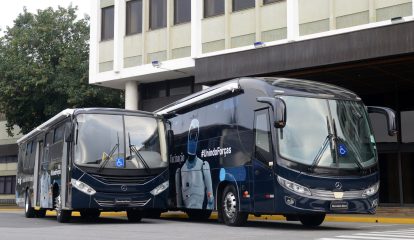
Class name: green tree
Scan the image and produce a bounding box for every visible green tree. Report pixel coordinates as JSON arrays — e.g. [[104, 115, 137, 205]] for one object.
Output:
[[0, 6, 123, 136]]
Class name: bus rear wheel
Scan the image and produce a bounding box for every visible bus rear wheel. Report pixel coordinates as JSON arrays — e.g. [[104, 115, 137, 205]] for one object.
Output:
[[221, 185, 248, 226], [299, 214, 325, 227], [55, 194, 71, 223], [186, 209, 212, 221], [24, 191, 35, 218], [80, 209, 101, 221], [127, 210, 142, 222]]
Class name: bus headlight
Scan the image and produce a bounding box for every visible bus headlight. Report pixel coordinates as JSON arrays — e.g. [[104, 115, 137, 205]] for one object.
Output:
[[71, 179, 96, 196], [363, 182, 380, 197], [150, 181, 169, 196], [277, 176, 311, 196]]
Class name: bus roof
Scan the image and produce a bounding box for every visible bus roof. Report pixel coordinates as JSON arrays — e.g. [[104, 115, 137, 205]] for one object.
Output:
[[17, 108, 159, 145], [155, 77, 361, 116]]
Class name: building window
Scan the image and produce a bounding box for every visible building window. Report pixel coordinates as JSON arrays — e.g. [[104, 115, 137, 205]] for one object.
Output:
[[174, 0, 191, 24], [0, 176, 16, 194], [141, 78, 194, 100], [142, 81, 167, 99], [204, 0, 224, 18], [169, 78, 193, 96], [150, 0, 167, 30], [126, 0, 143, 35], [0, 155, 17, 163], [233, 0, 255, 12], [263, 0, 281, 4], [101, 6, 114, 40]]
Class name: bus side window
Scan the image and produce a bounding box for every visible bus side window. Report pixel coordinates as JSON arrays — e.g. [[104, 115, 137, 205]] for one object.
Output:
[[53, 124, 65, 143], [23, 141, 32, 170], [254, 109, 273, 165]]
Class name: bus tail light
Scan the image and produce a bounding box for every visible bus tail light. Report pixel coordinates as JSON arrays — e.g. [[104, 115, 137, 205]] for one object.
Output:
[[71, 179, 96, 196]]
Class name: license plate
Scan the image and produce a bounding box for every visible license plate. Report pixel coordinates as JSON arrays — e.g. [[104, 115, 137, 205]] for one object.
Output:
[[330, 201, 348, 210]]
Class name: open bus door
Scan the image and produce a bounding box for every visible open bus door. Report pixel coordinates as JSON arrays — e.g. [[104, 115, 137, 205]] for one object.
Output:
[[252, 108, 275, 214]]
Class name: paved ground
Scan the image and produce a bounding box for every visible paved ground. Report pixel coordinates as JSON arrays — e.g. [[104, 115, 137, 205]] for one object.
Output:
[[0, 210, 414, 240]]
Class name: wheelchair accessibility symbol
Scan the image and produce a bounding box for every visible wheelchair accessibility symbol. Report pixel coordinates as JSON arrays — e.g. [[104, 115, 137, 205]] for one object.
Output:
[[116, 158, 125, 168], [338, 144, 348, 157]]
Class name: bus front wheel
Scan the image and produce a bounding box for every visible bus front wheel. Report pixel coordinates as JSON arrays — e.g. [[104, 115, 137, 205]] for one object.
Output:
[[221, 185, 248, 226], [55, 194, 71, 223], [299, 214, 325, 227], [127, 210, 142, 222]]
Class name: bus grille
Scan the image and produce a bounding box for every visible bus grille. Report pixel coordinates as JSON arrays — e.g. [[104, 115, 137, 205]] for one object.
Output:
[[95, 198, 151, 207], [90, 174, 156, 184], [310, 189, 364, 200]]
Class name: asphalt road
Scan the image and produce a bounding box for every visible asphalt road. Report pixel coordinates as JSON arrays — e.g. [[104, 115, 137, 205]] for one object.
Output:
[[0, 210, 413, 240]]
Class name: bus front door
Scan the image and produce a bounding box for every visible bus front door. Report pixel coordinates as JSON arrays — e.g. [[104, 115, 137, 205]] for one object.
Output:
[[252, 109, 275, 214]]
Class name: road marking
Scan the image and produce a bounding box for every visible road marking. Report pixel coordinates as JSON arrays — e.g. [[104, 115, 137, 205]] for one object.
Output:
[[318, 228, 414, 240]]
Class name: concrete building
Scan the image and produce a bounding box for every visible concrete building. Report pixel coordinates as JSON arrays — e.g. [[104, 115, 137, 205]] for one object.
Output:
[[0, 113, 22, 204], [89, 0, 414, 206]]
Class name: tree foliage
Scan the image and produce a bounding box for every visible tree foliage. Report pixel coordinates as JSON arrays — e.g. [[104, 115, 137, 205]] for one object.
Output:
[[0, 6, 123, 136]]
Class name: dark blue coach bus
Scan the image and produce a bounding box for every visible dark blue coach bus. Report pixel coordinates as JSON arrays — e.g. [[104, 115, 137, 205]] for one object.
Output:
[[16, 108, 169, 223], [156, 77, 397, 227]]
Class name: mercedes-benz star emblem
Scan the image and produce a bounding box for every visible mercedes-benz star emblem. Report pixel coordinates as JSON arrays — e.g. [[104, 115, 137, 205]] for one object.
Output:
[[121, 185, 127, 191], [335, 182, 342, 190]]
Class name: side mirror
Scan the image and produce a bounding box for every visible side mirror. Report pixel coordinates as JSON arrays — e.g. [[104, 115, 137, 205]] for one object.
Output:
[[64, 122, 73, 142], [167, 130, 174, 150], [257, 97, 287, 128], [367, 106, 397, 136]]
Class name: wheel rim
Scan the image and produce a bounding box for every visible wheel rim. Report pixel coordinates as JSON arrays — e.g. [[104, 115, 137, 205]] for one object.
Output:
[[55, 195, 61, 216], [223, 191, 237, 219], [25, 194, 29, 213]]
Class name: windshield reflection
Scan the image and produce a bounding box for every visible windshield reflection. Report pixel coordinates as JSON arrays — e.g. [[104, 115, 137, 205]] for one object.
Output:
[[74, 114, 167, 170], [278, 96, 377, 169]]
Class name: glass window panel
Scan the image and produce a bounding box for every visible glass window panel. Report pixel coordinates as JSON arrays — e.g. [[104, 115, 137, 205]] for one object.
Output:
[[5, 176, 12, 194], [204, 0, 224, 18], [101, 6, 114, 40], [11, 176, 16, 194], [233, 0, 255, 12], [169, 78, 192, 96], [174, 0, 191, 24], [0, 177, 4, 194], [402, 153, 414, 204], [150, 0, 167, 30], [263, 0, 280, 4], [126, 0, 143, 35], [54, 124, 65, 143], [401, 111, 414, 143], [378, 153, 400, 204], [143, 82, 167, 99]]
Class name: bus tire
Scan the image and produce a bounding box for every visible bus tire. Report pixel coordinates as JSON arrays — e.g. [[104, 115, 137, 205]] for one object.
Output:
[[186, 209, 212, 221], [24, 191, 35, 218], [35, 209, 47, 218], [221, 185, 248, 226], [80, 209, 101, 221], [127, 210, 142, 222], [55, 194, 71, 223], [299, 214, 325, 227]]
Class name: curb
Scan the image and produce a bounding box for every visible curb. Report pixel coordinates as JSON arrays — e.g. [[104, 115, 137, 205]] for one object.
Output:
[[2, 208, 414, 224]]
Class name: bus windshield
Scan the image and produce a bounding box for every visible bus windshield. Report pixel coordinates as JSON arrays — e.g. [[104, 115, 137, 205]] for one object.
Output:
[[278, 96, 377, 169], [74, 114, 168, 170]]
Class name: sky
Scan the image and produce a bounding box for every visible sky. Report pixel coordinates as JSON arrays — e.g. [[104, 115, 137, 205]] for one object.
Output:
[[0, 0, 91, 34]]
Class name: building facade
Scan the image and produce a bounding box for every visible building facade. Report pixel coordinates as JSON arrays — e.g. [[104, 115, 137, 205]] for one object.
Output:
[[90, 0, 414, 206], [0, 113, 22, 204]]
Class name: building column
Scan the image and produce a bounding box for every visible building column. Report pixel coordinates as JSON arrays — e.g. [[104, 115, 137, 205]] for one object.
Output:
[[191, 0, 202, 58], [113, 0, 126, 73], [287, 0, 299, 41], [89, 0, 100, 82], [125, 81, 139, 110]]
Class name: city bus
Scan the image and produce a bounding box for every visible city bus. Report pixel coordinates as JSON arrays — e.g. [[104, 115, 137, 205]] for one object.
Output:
[[156, 77, 397, 227], [16, 108, 170, 223]]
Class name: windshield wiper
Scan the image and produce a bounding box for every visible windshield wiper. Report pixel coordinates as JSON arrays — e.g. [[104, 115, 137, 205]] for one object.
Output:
[[332, 119, 364, 172], [128, 133, 150, 173], [310, 117, 334, 170], [97, 132, 119, 172]]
